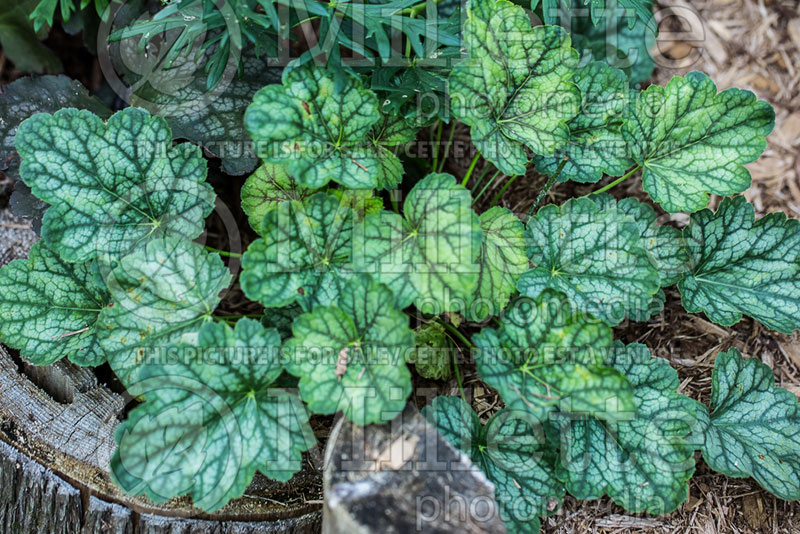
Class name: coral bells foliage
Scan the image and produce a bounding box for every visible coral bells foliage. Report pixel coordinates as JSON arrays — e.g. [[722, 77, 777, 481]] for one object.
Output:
[[3, 0, 800, 528]]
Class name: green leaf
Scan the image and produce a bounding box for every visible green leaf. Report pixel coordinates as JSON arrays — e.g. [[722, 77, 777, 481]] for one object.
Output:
[[261, 303, 304, 342], [472, 291, 634, 423], [517, 197, 660, 325], [465, 206, 527, 322], [111, 319, 316, 512], [623, 72, 775, 213], [449, 0, 580, 175], [537, 0, 654, 30], [352, 173, 482, 313], [97, 238, 232, 385], [284, 274, 414, 425], [408, 323, 452, 380], [423, 396, 564, 533], [133, 50, 283, 176], [241, 163, 317, 234], [591, 193, 689, 287], [555, 342, 698, 514], [15, 108, 215, 262], [0, 241, 109, 366], [329, 188, 384, 219], [678, 196, 800, 333], [0, 0, 62, 74], [367, 111, 418, 189], [569, 0, 656, 86], [692, 348, 800, 500], [245, 64, 385, 189], [241, 192, 357, 310], [0, 75, 111, 182], [534, 62, 633, 184]]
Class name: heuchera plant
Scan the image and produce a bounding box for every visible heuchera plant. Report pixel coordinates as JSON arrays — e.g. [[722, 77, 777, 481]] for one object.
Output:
[[1, 0, 799, 528]]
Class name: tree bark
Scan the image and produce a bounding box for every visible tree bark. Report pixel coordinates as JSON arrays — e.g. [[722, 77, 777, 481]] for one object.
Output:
[[0, 345, 322, 533]]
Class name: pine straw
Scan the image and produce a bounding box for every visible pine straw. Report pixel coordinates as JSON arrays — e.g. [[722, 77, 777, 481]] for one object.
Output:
[[442, 0, 800, 531]]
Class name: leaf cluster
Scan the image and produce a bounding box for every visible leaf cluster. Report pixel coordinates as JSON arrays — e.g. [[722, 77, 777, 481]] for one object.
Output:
[[1, 0, 799, 525]]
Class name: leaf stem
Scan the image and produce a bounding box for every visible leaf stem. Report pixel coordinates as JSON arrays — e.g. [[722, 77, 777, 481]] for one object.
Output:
[[472, 170, 502, 205], [437, 122, 457, 173], [489, 174, 521, 207], [591, 165, 641, 195], [431, 120, 443, 171], [214, 313, 262, 320], [437, 319, 474, 349], [528, 157, 568, 217], [452, 349, 467, 400], [437, 319, 471, 400], [204, 245, 242, 258], [461, 152, 481, 187]]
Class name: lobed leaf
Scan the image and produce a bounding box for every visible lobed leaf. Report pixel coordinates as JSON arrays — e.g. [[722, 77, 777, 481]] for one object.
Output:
[[98, 238, 232, 385], [352, 173, 482, 313], [245, 64, 389, 189], [534, 62, 633, 183], [568, 0, 656, 86], [134, 50, 283, 176], [472, 291, 634, 423], [240, 163, 316, 234], [241, 192, 357, 310], [692, 349, 800, 500], [465, 206, 527, 321], [555, 342, 698, 514], [678, 196, 800, 333], [591, 194, 689, 287], [111, 319, 316, 512], [623, 72, 775, 213], [0, 75, 111, 182], [449, 0, 580, 176], [0, 241, 109, 366], [284, 274, 414, 425], [15, 107, 215, 262], [424, 396, 564, 533], [518, 196, 660, 325]]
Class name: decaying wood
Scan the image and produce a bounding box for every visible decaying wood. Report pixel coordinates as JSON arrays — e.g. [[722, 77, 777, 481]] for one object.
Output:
[[323, 404, 506, 534], [0, 345, 322, 532]]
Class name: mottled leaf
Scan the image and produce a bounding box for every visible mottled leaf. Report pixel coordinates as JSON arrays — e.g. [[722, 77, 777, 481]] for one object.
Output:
[[424, 396, 564, 533], [0, 75, 110, 181], [240, 163, 316, 233], [555, 342, 697, 514], [284, 274, 414, 424], [245, 64, 384, 189], [352, 173, 482, 313], [465, 206, 527, 321], [241, 192, 357, 310], [98, 238, 231, 385], [692, 348, 800, 500], [534, 62, 633, 183], [518, 197, 660, 325], [472, 291, 634, 423], [0, 241, 109, 366], [623, 72, 775, 213], [592, 193, 689, 286], [15, 107, 214, 262], [111, 319, 315, 512], [678, 196, 800, 333], [449, 0, 580, 175], [133, 51, 283, 175]]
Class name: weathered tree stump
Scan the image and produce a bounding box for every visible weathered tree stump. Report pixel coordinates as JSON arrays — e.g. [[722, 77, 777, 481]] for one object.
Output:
[[0, 345, 322, 534], [322, 404, 505, 534]]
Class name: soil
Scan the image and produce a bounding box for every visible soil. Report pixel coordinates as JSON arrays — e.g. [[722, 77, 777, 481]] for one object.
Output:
[[1, 1, 799, 532]]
